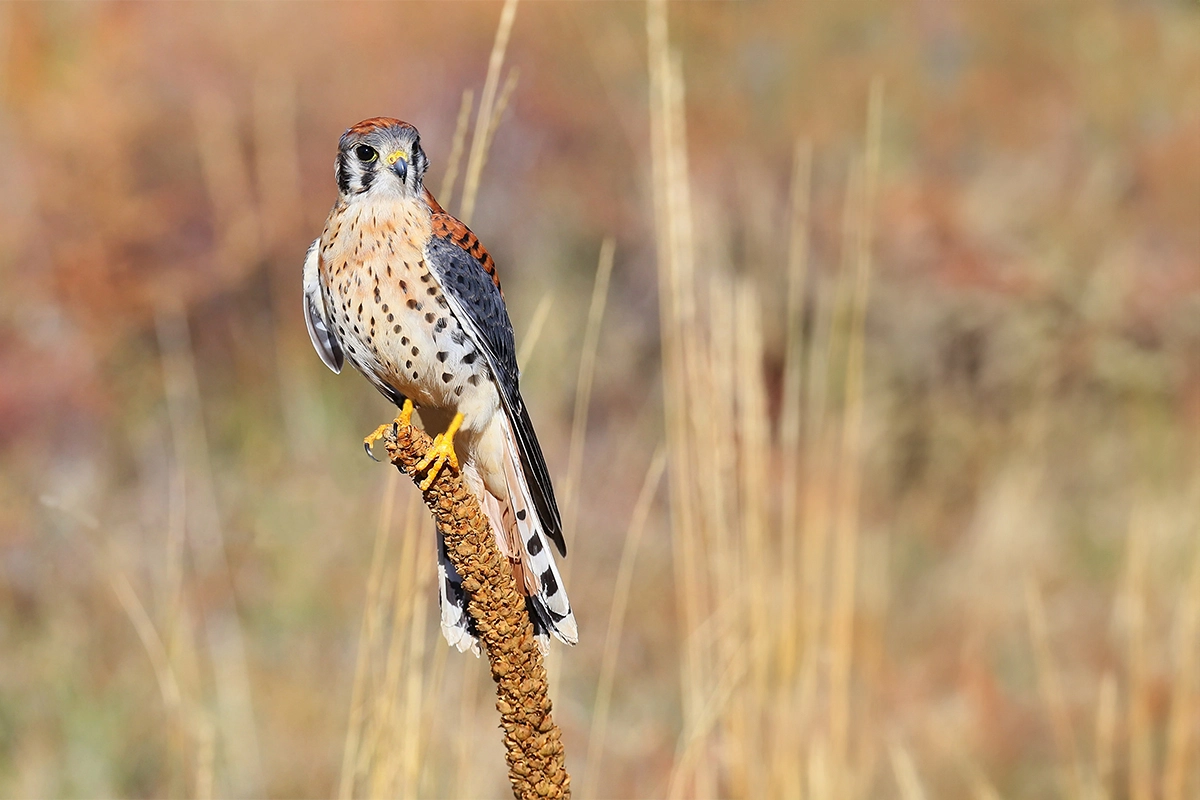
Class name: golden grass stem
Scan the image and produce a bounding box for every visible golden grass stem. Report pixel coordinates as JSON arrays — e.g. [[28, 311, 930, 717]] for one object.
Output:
[[338, 471, 399, 799], [647, 5, 709, 791], [516, 291, 555, 368], [828, 82, 882, 790], [1163, 537, 1200, 800], [364, 494, 423, 796], [779, 139, 813, 682], [561, 237, 616, 553], [156, 307, 264, 797], [580, 446, 666, 800], [399, 548, 432, 797], [460, 0, 519, 226], [439, 89, 476, 213], [888, 740, 929, 800], [1124, 501, 1154, 800], [1025, 579, 1084, 799], [1094, 671, 1117, 800], [486, 67, 521, 158]]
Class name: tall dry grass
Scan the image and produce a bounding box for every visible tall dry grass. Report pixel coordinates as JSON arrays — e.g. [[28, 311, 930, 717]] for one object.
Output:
[[3, 0, 1198, 797]]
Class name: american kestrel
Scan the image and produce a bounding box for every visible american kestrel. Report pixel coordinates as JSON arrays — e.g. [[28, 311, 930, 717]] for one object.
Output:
[[303, 117, 576, 649]]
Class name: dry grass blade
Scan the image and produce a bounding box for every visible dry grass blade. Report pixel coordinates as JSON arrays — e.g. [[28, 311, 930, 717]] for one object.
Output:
[[778, 139, 812, 681], [517, 291, 555, 368], [337, 471, 400, 799], [156, 307, 264, 797], [888, 740, 929, 800], [1094, 672, 1117, 800], [439, 89, 476, 212], [1025, 579, 1084, 798], [109, 571, 184, 737], [383, 420, 570, 800], [561, 237, 616, 552], [828, 79, 882, 789], [1124, 501, 1154, 800], [1163, 536, 1200, 800], [581, 446, 666, 800], [485, 67, 521, 159], [460, 0, 519, 226], [646, 3, 709, 789]]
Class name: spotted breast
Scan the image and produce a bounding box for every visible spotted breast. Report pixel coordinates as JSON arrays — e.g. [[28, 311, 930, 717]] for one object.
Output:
[[316, 195, 491, 414]]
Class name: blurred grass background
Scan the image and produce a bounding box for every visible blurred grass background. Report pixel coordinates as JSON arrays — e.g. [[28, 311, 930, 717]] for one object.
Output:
[[0, 0, 1198, 797]]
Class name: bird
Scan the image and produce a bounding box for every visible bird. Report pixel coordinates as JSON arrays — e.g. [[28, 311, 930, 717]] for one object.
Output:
[[302, 117, 576, 651]]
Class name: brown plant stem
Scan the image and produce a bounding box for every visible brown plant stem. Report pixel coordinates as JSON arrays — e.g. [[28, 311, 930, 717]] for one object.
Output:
[[382, 420, 570, 800]]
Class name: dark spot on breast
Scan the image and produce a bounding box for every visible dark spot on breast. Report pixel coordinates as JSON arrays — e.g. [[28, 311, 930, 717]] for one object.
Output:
[[399, 280, 407, 291], [436, 317, 448, 331], [381, 304, 389, 313], [526, 533, 542, 555], [411, 346, 419, 356], [462, 351, 477, 365], [454, 385, 463, 396], [420, 273, 431, 283], [468, 374, 480, 386], [407, 299, 418, 309], [393, 325, 401, 334], [425, 312, 436, 323], [427, 286, 438, 296], [406, 360, 413, 369], [441, 373, 452, 383], [401, 336, 409, 345], [386, 264, 392, 277], [373, 290, 381, 303], [516, 509, 527, 521], [387, 313, 394, 322], [357, 303, 363, 315], [437, 351, 448, 362], [412, 371, 419, 380]]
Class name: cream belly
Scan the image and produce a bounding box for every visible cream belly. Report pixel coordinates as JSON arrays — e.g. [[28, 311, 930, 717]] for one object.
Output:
[[317, 197, 499, 438]]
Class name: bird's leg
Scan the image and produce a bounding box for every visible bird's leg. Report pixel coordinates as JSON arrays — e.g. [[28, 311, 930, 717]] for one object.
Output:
[[363, 399, 416, 460], [413, 412, 464, 490]]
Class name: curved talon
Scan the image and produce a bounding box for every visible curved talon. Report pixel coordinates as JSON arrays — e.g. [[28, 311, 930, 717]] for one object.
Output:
[[363, 424, 390, 461], [363, 400, 415, 462], [414, 412, 464, 491]]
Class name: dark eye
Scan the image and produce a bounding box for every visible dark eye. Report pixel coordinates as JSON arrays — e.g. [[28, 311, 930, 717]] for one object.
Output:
[[355, 145, 377, 163]]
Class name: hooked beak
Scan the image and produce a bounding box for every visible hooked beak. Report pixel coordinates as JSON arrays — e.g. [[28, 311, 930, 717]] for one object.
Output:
[[385, 150, 408, 183]]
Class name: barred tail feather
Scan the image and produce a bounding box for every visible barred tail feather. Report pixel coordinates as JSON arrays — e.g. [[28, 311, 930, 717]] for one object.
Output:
[[437, 532, 480, 655], [494, 415, 577, 645], [441, 452, 577, 653]]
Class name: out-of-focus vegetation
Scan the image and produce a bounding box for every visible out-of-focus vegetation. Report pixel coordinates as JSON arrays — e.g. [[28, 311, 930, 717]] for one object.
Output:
[[0, 1, 1197, 797]]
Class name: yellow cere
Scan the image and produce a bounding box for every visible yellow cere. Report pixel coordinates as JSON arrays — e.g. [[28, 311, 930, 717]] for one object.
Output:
[[385, 149, 408, 166]]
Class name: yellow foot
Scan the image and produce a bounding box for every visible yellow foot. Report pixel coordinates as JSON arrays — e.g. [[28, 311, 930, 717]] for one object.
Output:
[[414, 412, 464, 490], [363, 399, 416, 461]]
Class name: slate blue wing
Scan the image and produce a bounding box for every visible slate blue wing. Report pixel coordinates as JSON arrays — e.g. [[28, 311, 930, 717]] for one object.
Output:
[[424, 217, 567, 557]]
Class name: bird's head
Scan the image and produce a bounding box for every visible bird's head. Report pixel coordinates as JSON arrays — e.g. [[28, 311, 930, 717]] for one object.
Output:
[[335, 117, 429, 200]]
